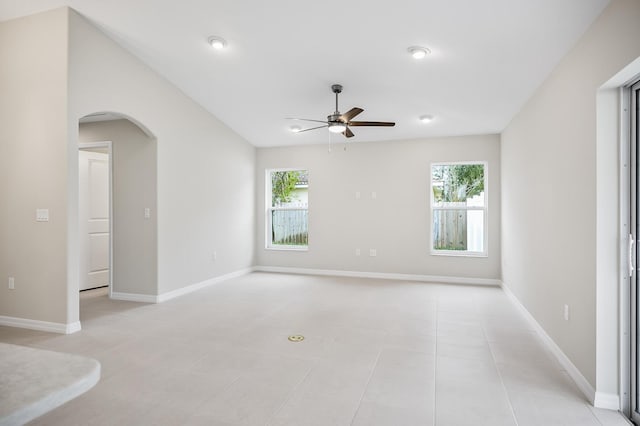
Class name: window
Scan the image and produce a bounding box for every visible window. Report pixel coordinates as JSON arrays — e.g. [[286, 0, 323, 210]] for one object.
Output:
[[431, 162, 487, 256], [266, 169, 308, 249]]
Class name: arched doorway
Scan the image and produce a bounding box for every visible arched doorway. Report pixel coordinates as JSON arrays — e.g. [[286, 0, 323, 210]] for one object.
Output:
[[77, 112, 158, 324]]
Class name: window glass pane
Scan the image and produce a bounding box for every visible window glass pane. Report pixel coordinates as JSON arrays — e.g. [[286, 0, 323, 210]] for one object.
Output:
[[271, 170, 308, 207], [268, 169, 308, 248], [432, 164, 485, 206], [432, 209, 484, 252], [271, 209, 308, 246]]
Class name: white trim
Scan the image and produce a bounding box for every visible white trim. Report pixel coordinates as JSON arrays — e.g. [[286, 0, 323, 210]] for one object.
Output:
[[254, 266, 501, 286], [110, 292, 158, 303], [265, 168, 309, 250], [0, 316, 82, 335], [594, 392, 624, 411], [620, 84, 633, 417], [430, 161, 489, 257], [112, 268, 254, 304], [265, 246, 309, 252], [501, 284, 609, 407], [157, 268, 254, 302], [66, 321, 82, 334]]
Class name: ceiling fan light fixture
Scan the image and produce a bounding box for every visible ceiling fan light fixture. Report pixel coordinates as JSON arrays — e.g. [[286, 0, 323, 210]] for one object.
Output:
[[208, 36, 227, 50], [419, 114, 434, 123], [408, 46, 430, 60], [328, 122, 347, 133]]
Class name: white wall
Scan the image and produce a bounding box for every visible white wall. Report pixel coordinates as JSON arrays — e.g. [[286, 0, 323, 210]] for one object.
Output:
[[256, 135, 501, 281], [80, 119, 158, 296], [0, 9, 70, 325], [501, 0, 640, 399]]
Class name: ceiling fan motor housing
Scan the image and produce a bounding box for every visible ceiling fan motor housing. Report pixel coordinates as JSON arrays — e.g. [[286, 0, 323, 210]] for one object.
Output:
[[327, 113, 343, 123]]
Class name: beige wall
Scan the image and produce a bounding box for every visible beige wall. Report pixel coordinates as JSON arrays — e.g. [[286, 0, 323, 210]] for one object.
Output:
[[0, 9, 70, 324], [256, 135, 501, 280], [68, 9, 256, 300], [79, 119, 158, 296], [1, 7, 255, 328], [501, 0, 640, 396]]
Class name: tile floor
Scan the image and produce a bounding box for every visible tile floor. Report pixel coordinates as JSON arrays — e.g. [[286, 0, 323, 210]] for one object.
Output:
[[0, 272, 632, 425]]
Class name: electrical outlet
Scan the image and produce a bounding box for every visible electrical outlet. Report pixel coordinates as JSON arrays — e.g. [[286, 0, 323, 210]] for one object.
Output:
[[8, 277, 15, 290], [369, 249, 377, 257], [144, 207, 151, 219], [563, 304, 569, 321]]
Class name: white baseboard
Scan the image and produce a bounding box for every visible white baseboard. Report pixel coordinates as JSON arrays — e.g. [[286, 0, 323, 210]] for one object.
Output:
[[0, 316, 81, 335], [156, 268, 254, 303], [110, 268, 254, 304], [501, 284, 611, 408], [110, 292, 159, 303], [254, 266, 502, 286], [594, 391, 622, 411]]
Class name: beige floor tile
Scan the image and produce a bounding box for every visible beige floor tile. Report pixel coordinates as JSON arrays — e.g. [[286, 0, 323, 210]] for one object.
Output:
[[496, 363, 584, 400], [1, 273, 624, 425], [509, 391, 601, 426], [361, 348, 436, 408], [436, 355, 503, 386], [436, 339, 494, 361], [435, 380, 516, 426], [267, 392, 360, 426], [351, 399, 434, 426], [589, 407, 633, 425], [190, 378, 298, 426]]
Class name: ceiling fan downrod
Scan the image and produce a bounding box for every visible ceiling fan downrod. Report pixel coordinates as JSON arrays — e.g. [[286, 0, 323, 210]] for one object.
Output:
[[331, 84, 343, 114]]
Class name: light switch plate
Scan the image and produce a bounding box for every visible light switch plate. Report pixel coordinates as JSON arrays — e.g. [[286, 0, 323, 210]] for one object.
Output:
[[36, 209, 49, 222]]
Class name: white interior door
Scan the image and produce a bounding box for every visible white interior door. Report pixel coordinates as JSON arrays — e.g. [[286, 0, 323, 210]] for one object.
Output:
[[79, 149, 110, 291]]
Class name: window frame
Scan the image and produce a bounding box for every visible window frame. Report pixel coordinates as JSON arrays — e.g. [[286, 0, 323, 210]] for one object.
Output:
[[265, 168, 309, 251], [430, 161, 488, 257]]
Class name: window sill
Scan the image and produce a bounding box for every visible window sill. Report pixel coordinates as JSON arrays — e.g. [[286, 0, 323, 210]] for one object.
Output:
[[430, 250, 487, 258], [266, 246, 308, 252]]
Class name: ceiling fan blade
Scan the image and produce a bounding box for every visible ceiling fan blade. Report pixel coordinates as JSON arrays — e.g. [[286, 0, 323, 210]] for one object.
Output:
[[347, 121, 395, 127], [286, 117, 329, 124], [343, 127, 355, 138], [296, 125, 329, 133], [340, 107, 364, 122]]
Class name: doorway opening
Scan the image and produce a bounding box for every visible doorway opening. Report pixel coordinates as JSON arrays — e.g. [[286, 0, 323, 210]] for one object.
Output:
[[76, 112, 158, 326]]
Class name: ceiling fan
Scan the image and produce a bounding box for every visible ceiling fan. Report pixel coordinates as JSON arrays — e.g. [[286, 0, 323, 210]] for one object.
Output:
[[288, 84, 395, 138]]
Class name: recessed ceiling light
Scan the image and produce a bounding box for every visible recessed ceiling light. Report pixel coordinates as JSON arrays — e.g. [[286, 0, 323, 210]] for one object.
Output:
[[419, 115, 434, 123], [289, 125, 302, 133], [208, 36, 227, 50], [408, 46, 431, 60]]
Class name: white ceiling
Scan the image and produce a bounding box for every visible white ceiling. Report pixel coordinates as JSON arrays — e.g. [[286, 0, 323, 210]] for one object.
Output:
[[0, 0, 610, 147]]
